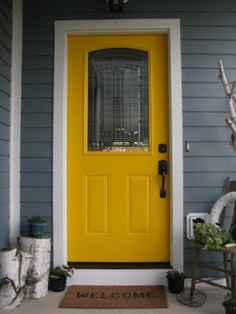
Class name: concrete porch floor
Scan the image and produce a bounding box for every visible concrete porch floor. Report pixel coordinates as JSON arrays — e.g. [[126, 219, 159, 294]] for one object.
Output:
[[0, 285, 227, 314]]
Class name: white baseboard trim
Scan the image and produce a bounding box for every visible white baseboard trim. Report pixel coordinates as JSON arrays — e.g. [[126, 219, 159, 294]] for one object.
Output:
[[67, 269, 169, 286]]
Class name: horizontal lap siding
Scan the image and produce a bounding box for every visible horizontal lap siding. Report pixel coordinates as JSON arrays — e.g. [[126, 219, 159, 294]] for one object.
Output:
[[181, 5, 236, 275], [0, 0, 11, 248], [21, 0, 54, 236], [22, 0, 236, 274]]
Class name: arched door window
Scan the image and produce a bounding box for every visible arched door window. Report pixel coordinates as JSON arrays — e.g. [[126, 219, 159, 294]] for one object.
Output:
[[88, 48, 149, 152]]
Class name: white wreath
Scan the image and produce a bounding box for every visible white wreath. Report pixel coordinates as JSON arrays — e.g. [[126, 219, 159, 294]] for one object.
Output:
[[209, 192, 236, 225]]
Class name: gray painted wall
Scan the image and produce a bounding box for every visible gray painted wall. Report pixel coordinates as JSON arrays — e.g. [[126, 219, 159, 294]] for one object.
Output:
[[21, 0, 236, 275], [0, 0, 11, 248]]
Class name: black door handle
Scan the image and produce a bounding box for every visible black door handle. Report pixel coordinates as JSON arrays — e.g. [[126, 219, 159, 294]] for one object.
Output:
[[158, 160, 167, 198]]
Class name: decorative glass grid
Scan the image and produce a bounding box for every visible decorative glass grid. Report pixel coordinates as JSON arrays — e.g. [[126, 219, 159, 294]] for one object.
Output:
[[87, 48, 149, 152]]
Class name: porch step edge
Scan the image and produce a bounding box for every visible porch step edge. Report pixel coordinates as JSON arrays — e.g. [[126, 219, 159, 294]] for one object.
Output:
[[67, 269, 169, 286]]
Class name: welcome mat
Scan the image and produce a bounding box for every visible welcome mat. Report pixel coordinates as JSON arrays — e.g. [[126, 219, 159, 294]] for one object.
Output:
[[59, 285, 168, 309]]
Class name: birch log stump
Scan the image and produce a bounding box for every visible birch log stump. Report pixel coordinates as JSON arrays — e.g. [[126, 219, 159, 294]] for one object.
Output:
[[0, 247, 32, 309], [18, 236, 51, 299]]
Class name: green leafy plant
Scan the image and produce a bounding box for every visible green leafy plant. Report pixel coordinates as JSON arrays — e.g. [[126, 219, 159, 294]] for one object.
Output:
[[28, 216, 46, 223], [166, 269, 185, 294], [50, 265, 74, 278], [166, 269, 185, 280], [223, 292, 236, 312], [193, 223, 234, 250]]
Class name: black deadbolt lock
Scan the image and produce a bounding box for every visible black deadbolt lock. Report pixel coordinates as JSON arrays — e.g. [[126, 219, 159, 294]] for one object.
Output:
[[158, 143, 167, 153]]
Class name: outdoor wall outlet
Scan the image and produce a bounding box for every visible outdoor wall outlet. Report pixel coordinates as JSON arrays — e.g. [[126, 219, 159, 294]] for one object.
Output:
[[186, 213, 209, 239]]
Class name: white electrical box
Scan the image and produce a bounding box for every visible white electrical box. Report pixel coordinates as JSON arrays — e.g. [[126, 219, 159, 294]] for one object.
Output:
[[186, 213, 209, 239]]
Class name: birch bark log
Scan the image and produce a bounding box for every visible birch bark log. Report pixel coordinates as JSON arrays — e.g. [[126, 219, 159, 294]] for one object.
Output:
[[18, 236, 51, 299], [0, 247, 32, 309]]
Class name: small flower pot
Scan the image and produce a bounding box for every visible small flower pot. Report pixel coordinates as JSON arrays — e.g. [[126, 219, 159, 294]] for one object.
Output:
[[28, 221, 46, 237], [167, 277, 185, 294], [223, 302, 236, 314], [48, 276, 67, 292]]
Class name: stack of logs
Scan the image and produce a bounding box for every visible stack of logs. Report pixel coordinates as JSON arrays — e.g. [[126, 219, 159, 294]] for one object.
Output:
[[0, 236, 51, 309]]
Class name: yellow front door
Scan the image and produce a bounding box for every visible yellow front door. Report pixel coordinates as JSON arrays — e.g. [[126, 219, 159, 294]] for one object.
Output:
[[67, 34, 169, 263]]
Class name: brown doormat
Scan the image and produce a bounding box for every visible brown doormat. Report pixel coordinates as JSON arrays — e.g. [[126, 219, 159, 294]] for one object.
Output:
[[59, 285, 168, 309]]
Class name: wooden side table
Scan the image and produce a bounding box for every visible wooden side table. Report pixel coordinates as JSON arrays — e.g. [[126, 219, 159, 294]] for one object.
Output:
[[191, 242, 236, 297]]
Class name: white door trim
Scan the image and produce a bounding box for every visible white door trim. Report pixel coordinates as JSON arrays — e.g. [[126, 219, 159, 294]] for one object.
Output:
[[53, 19, 183, 274], [10, 0, 22, 246]]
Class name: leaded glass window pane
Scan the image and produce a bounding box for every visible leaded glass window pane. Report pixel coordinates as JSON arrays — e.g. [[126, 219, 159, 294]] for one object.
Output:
[[88, 48, 149, 152]]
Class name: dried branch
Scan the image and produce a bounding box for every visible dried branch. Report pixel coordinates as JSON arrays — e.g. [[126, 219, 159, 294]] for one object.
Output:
[[218, 60, 236, 150]]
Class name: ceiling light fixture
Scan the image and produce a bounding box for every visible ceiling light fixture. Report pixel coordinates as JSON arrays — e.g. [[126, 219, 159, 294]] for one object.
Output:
[[105, 0, 129, 12]]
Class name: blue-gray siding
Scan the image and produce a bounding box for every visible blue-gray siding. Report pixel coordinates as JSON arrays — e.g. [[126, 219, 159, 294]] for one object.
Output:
[[21, 0, 236, 274], [0, 0, 12, 248]]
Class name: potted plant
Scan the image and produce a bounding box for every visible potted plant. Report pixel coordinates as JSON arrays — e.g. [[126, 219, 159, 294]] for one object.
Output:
[[28, 216, 46, 237], [166, 269, 185, 294], [48, 265, 74, 292], [193, 222, 234, 250], [223, 292, 236, 314]]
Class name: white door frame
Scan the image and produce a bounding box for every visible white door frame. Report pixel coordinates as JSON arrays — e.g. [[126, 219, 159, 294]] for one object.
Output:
[[10, 0, 22, 247], [53, 19, 183, 275]]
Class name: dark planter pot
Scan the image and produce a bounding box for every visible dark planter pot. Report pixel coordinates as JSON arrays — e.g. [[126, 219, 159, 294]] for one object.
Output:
[[223, 302, 236, 314], [48, 276, 67, 292], [167, 277, 185, 294], [29, 222, 46, 237]]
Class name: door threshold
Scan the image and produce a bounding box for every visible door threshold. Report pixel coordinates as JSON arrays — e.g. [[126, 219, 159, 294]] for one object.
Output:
[[68, 262, 171, 269], [67, 268, 170, 286]]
